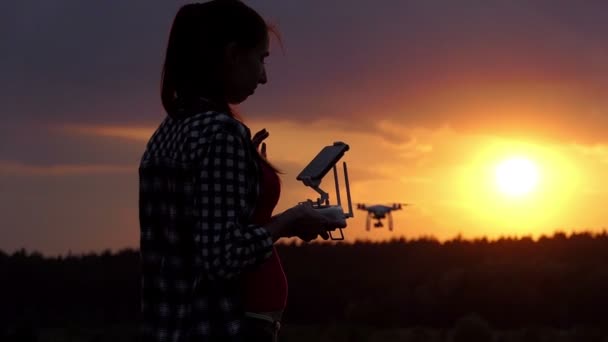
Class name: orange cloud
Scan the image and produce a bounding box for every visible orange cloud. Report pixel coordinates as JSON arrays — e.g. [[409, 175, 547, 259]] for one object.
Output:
[[54, 124, 154, 141], [0, 161, 134, 176]]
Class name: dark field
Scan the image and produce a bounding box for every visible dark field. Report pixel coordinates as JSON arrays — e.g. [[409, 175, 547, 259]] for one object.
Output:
[[5, 322, 608, 342], [2, 232, 608, 341]]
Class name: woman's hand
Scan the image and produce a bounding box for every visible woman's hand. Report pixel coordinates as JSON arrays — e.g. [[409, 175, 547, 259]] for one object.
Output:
[[297, 230, 330, 242], [252, 128, 269, 158], [265, 202, 346, 242]]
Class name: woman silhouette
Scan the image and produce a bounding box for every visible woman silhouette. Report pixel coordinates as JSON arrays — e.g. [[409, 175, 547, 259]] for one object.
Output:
[[138, 1, 346, 341]]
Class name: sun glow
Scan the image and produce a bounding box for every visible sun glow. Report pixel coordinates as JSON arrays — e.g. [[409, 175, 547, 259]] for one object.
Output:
[[495, 157, 540, 197], [453, 138, 583, 238]]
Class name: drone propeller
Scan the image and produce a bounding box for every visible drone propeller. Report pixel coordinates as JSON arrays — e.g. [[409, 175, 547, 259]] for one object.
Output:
[[392, 203, 412, 210]]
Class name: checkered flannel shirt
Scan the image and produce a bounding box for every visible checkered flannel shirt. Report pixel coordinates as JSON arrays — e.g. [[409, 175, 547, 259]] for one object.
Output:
[[139, 110, 274, 342]]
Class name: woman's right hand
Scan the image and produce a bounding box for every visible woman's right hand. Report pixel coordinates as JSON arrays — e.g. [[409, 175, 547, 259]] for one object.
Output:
[[264, 202, 346, 242]]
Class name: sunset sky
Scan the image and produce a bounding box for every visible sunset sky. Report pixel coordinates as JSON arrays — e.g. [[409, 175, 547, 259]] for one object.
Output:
[[3, 1, 608, 256]]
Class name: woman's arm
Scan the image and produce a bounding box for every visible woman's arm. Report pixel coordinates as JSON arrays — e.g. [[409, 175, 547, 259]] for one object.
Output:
[[193, 128, 274, 281]]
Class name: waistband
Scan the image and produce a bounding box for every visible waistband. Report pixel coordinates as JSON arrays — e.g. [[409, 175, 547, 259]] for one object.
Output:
[[244, 310, 283, 323], [244, 311, 282, 338]]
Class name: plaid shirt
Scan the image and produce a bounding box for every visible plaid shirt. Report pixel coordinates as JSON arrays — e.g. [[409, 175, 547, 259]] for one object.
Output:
[[139, 110, 274, 342]]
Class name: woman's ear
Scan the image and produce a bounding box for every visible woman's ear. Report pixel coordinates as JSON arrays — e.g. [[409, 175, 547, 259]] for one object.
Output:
[[224, 42, 239, 66]]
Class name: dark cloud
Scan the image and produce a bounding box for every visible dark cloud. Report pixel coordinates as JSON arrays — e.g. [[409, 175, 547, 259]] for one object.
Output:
[[3, 0, 186, 125], [4, 1, 608, 143], [247, 0, 608, 143]]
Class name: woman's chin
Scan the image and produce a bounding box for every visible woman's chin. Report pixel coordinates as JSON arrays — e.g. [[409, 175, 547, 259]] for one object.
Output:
[[228, 93, 251, 105]]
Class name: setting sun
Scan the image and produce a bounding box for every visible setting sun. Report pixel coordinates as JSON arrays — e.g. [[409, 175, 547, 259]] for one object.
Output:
[[495, 157, 539, 197]]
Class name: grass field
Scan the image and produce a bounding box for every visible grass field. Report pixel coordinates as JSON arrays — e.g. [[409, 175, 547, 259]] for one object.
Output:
[[5, 319, 608, 342]]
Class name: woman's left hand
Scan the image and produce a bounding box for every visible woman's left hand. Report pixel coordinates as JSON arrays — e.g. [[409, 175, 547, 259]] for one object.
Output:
[[297, 231, 330, 242], [252, 128, 269, 158]]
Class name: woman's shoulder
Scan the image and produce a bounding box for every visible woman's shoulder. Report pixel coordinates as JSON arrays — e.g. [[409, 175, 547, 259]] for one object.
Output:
[[182, 110, 251, 143]]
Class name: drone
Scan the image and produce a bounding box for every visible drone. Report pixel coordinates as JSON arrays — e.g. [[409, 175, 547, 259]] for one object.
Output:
[[356, 203, 410, 231]]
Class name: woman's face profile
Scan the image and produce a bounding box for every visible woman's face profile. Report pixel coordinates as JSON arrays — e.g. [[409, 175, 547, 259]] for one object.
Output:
[[223, 37, 269, 104]]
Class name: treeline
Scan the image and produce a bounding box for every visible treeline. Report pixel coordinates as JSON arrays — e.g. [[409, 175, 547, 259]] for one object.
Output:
[[1, 231, 607, 333]]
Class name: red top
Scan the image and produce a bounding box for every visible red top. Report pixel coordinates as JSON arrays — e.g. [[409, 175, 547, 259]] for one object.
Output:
[[241, 156, 288, 311]]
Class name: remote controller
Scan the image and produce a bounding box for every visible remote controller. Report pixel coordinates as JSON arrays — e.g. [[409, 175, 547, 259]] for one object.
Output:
[[296, 141, 353, 240], [315, 205, 346, 227]]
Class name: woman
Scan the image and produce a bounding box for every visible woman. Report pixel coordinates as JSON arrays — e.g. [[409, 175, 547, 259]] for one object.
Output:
[[138, 1, 346, 341]]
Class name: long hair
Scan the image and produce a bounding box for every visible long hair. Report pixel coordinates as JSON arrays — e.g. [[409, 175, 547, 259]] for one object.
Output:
[[161, 0, 276, 119]]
